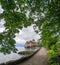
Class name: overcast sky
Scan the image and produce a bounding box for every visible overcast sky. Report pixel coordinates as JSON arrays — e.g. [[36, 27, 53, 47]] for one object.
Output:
[[0, 5, 40, 45]]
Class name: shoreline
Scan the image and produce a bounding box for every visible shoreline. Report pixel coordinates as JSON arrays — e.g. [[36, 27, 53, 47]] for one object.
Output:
[[0, 47, 40, 65]]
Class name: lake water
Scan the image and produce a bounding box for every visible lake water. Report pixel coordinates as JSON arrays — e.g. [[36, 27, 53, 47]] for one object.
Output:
[[0, 47, 25, 64], [0, 47, 38, 64]]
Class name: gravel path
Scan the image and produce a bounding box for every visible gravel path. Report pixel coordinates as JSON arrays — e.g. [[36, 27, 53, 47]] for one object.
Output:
[[18, 47, 48, 65]]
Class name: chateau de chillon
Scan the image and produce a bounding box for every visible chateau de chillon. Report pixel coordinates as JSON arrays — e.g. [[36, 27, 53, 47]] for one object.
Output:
[[25, 39, 39, 48]]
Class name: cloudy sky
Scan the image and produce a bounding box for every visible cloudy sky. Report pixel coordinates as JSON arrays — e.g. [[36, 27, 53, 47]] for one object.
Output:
[[0, 5, 40, 45], [15, 25, 40, 44]]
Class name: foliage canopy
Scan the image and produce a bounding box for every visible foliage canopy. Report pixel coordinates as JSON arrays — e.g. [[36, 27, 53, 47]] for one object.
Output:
[[0, 0, 60, 55]]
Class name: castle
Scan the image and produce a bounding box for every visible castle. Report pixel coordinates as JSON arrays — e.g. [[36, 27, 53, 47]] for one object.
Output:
[[25, 39, 38, 48]]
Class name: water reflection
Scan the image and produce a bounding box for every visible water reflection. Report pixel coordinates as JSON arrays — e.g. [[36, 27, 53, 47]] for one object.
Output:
[[0, 47, 38, 64], [0, 47, 25, 64]]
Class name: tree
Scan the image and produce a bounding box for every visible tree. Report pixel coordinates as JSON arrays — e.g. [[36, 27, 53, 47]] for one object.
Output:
[[0, 0, 34, 54], [0, 0, 60, 64], [0, 0, 60, 55]]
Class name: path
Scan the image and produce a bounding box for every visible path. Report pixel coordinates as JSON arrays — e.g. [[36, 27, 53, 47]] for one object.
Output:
[[18, 47, 48, 65]]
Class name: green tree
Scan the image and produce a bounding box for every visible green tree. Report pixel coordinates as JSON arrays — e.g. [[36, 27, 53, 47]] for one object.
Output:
[[0, 0, 60, 64], [0, 0, 34, 54], [0, 0, 60, 57]]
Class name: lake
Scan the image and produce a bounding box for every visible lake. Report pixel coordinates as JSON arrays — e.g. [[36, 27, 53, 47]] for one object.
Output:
[[0, 47, 25, 64], [0, 46, 38, 64]]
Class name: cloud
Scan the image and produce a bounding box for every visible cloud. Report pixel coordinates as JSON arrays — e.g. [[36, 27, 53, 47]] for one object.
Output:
[[14, 37, 26, 44], [14, 25, 40, 44], [0, 5, 3, 13], [0, 6, 5, 33], [0, 19, 5, 33], [0, 28, 5, 33], [0, 19, 5, 28]]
